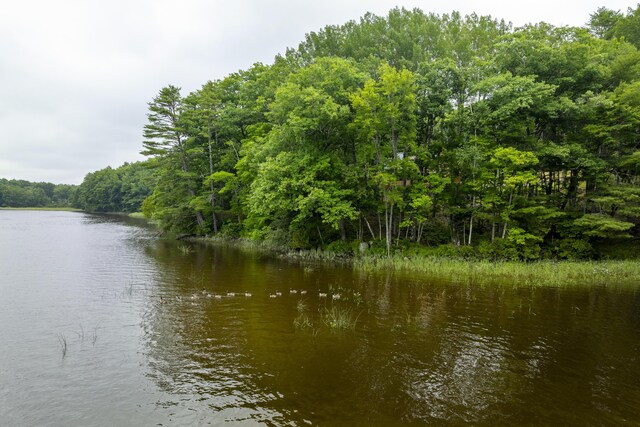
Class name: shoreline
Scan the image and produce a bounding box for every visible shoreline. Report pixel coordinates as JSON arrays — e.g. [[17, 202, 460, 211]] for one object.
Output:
[[0, 206, 82, 211], [186, 235, 640, 288]]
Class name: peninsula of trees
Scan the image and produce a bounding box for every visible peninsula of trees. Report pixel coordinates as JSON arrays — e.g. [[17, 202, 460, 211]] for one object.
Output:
[[73, 6, 640, 259], [0, 179, 76, 208]]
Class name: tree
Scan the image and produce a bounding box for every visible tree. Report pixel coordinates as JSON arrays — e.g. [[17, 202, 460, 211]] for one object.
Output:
[[65, 7, 640, 259], [142, 85, 205, 231], [352, 63, 418, 254], [589, 7, 623, 39]]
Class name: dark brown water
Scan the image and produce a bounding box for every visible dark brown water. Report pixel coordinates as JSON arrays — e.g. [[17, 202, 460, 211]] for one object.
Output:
[[1, 211, 639, 426]]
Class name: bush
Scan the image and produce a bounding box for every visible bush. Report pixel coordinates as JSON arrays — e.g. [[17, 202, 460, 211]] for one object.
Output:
[[219, 222, 242, 238], [402, 242, 476, 259], [324, 240, 353, 255], [365, 239, 389, 256], [477, 239, 519, 261], [553, 238, 594, 260], [593, 238, 640, 260]]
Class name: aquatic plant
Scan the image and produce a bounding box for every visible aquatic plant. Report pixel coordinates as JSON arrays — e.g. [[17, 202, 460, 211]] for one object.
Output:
[[75, 324, 85, 342], [353, 257, 640, 287], [294, 313, 313, 329], [321, 305, 359, 330], [294, 300, 313, 329], [351, 291, 363, 306], [177, 244, 193, 255], [122, 283, 134, 298], [195, 237, 640, 288], [57, 334, 67, 358], [91, 324, 99, 346]]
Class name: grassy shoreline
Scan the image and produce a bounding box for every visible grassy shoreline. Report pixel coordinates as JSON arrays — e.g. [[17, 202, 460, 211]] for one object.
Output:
[[353, 256, 639, 287], [191, 235, 640, 287]]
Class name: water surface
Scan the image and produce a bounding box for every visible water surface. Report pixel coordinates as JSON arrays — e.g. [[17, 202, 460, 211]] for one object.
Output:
[[1, 211, 639, 425]]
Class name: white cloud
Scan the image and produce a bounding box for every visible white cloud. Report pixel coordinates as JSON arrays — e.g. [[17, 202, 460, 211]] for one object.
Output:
[[0, 0, 635, 183]]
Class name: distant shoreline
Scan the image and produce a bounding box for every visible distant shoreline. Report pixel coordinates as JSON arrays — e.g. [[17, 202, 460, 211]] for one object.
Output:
[[0, 207, 82, 211]]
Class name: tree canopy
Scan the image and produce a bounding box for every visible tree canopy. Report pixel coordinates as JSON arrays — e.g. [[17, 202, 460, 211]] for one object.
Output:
[[0, 179, 77, 208], [74, 6, 640, 259]]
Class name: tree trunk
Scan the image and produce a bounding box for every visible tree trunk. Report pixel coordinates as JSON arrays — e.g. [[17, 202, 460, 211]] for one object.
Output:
[[208, 126, 218, 233], [468, 195, 475, 246], [385, 203, 390, 256], [364, 215, 376, 240], [177, 134, 204, 230]]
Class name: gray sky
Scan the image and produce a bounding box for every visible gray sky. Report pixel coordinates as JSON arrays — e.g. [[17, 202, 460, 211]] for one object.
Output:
[[0, 0, 635, 184]]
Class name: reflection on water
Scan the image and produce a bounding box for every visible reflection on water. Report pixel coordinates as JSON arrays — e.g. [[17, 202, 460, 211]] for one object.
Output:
[[1, 211, 639, 425]]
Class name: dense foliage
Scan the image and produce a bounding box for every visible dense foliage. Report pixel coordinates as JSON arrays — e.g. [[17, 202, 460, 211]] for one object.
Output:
[[75, 162, 153, 213], [95, 6, 640, 259], [0, 178, 77, 208]]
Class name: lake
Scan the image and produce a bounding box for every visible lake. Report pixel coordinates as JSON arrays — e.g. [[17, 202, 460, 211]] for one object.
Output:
[[1, 210, 639, 425]]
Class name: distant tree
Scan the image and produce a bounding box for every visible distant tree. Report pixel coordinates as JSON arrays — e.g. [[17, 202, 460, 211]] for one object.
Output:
[[589, 7, 623, 38]]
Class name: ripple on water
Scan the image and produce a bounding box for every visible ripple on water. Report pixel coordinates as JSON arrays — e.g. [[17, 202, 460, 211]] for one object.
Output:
[[2, 211, 640, 425]]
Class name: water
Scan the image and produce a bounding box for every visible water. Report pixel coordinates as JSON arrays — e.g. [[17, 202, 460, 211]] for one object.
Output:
[[1, 211, 639, 426]]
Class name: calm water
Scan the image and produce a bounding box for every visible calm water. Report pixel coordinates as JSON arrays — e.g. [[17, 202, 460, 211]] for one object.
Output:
[[1, 211, 639, 426]]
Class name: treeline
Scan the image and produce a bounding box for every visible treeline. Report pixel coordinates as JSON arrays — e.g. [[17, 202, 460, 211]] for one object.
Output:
[[0, 178, 77, 208], [0, 162, 152, 212], [86, 5, 640, 259], [75, 162, 153, 213]]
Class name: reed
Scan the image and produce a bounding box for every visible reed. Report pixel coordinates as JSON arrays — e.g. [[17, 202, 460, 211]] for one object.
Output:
[[177, 244, 194, 255], [57, 334, 67, 358], [321, 305, 359, 330], [353, 257, 640, 287], [294, 313, 313, 329], [194, 236, 640, 287], [91, 323, 100, 346], [294, 300, 313, 329]]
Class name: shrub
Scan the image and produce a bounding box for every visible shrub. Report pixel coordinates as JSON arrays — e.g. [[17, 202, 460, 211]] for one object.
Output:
[[219, 222, 242, 238], [554, 238, 594, 260], [325, 240, 353, 255]]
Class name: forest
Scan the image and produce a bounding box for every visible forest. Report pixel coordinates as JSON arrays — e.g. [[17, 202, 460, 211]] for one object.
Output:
[[71, 6, 640, 259], [0, 178, 77, 208]]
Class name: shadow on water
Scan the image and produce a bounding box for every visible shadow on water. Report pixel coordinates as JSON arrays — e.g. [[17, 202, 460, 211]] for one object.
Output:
[[140, 239, 640, 425]]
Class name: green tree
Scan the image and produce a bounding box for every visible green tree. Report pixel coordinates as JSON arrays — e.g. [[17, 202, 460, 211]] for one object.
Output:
[[142, 85, 205, 231]]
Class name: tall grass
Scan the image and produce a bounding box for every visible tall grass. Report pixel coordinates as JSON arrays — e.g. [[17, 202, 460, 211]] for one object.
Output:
[[321, 305, 359, 330], [193, 236, 640, 287], [294, 300, 313, 329], [354, 257, 640, 287], [177, 244, 194, 255]]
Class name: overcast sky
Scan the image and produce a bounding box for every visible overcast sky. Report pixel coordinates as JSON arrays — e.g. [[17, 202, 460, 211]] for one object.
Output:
[[0, 0, 636, 184]]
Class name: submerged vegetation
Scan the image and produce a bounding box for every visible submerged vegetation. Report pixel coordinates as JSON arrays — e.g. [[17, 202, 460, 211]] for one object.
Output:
[[57, 5, 640, 261]]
